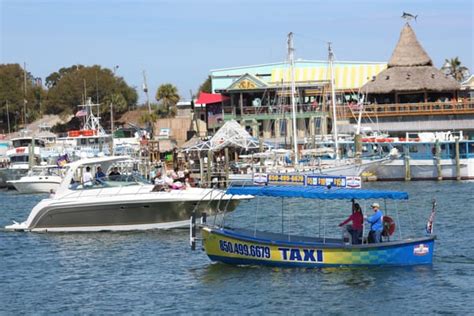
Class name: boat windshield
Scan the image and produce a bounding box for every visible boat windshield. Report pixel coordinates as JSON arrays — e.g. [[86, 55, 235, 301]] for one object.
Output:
[[69, 172, 149, 190]]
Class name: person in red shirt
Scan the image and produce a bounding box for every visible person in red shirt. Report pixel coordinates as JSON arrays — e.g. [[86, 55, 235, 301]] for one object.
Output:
[[339, 203, 364, 244]]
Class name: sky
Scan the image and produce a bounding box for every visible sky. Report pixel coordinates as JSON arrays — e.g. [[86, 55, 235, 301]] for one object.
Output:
[[1, 0, 473, 103]]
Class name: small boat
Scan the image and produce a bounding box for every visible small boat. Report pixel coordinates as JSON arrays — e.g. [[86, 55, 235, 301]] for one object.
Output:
[[192, 185, 436, 267], [5, 156, 250, 232], [7, 165, 63, 194]]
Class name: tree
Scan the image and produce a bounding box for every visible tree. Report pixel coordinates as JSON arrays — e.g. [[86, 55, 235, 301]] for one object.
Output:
[[155, 83, 180, 118], [44, 65, 138, 116], [441, 57, 470, 82], [198, 76, 212, 94], [0, 63, 45, 131]]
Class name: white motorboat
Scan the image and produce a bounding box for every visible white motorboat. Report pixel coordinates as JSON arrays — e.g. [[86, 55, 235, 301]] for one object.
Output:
[[5, 156, 250, 232], [7, 166, 63, 194]]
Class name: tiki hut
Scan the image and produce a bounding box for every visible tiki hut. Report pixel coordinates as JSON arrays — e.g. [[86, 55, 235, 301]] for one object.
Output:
[[363, 23, 460, 104]]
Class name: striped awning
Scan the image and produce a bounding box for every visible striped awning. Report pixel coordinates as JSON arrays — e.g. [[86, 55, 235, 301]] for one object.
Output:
[[271, 64, 387, 90]]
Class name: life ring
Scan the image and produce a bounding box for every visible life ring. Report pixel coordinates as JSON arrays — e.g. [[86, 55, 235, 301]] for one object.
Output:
[[382, 216, 396, 236]]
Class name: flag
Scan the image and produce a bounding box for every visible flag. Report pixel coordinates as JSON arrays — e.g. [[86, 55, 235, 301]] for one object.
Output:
[[57, 154, 70, 167], [75, 109, 87, 117]]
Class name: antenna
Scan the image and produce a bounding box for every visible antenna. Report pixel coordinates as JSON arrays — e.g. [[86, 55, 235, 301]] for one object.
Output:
[[23, 62, 27, 127]]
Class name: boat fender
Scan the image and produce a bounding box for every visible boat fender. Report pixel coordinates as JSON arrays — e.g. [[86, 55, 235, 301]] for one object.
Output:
[[382, 216, 396, 236]]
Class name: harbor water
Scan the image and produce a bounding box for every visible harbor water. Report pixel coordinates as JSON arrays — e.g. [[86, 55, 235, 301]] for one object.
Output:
[[1, 181, 473, 314]]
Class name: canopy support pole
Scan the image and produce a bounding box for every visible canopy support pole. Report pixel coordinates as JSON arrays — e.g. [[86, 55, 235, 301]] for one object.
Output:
[[281, 197, 284, 234]]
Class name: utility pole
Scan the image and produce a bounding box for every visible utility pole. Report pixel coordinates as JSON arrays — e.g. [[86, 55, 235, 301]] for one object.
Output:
[[190, 89, 200, 137], [6, 100, 11, 134], [142, 70, 153, 139], [110, 65, 119, 133], [142, 70, 152, 115]]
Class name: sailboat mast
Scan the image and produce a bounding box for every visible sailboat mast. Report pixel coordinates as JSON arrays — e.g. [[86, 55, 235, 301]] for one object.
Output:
[[288, 32, 298, 164], [328, 42, 339, 160]]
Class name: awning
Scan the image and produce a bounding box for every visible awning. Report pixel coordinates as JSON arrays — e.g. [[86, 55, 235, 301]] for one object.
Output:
[[271, 64, 387, 90], [226, 185, 409, 200], [196, 92, 229, 105]]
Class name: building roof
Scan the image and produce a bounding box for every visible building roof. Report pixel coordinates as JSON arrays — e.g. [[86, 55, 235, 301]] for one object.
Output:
[[363, 66, 460, 93], [388, 23, 433, 67], [363, 23, 460, 94]]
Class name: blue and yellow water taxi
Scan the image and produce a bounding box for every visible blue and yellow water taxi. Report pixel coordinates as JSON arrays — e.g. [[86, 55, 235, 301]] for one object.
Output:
[[193, 185, 436, 267]]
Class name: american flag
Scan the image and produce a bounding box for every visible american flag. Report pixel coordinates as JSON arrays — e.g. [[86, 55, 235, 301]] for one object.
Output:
[[75, 109, 87, 117], [56, 154, 70, 167]]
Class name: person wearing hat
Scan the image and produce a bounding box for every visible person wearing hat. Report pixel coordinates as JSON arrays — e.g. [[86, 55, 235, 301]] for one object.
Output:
[[366, 202, 383, 243]]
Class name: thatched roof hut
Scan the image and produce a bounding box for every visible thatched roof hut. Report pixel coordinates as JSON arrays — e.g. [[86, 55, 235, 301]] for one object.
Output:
[[363, 23, 460, 96]]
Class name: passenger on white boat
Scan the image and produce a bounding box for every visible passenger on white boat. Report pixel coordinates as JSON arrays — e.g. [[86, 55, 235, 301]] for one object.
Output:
[[95, 166, 106, 180], [108, 167, 121, 180], [83, 166, 93, 187]]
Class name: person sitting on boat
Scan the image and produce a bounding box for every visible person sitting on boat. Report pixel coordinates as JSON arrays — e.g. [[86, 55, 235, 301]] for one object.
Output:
[[108, 167, 121, 180], [366, 203, 383, 243], [95, 166, 106, 181], [83, 166, 93, 187], [152, 171, 170, 192], [338, 203, 364, 244]]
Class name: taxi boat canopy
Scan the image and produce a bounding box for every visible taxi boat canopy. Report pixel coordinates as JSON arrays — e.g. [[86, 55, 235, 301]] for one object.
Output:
[[226, 185, 409, 200]]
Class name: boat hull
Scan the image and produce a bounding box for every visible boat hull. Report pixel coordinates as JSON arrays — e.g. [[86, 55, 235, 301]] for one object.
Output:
[[0, 167, 29, 188], [202, 227, 435, 267], [8, 178, 61, 194], [366, 158, 474, 180], [9, 198, 241, 232]]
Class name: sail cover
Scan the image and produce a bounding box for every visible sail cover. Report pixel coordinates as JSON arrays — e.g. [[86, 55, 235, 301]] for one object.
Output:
[[226, 185, 409, 200]]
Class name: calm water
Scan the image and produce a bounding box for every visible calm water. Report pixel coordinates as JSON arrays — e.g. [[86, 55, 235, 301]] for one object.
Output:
[[1, 181, 473, 314]]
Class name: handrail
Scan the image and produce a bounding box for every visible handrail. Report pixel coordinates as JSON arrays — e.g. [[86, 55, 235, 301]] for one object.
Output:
[[340, 99, 474, 118]]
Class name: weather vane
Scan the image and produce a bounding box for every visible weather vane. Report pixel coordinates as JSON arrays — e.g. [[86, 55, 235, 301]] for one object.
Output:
[[401, 12, 418, 22]]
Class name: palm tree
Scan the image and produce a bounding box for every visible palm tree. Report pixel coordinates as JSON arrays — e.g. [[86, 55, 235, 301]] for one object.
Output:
[[442, 57, 470, 82], [155, 84, 180, 118]]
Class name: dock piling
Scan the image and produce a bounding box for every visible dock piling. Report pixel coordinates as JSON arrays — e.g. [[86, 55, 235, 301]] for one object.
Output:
[[435, 140, 442, 181], [404, 146, 411, 181], [455, 137, 461, 181]]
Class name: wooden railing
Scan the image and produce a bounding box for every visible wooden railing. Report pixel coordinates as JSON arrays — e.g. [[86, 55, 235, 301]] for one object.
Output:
[[339, 99, 474, 119], [220, 99, 474, 120]]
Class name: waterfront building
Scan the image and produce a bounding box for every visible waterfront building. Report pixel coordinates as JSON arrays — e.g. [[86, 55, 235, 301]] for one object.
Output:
[[204, 23, 473, 142], [347, 23, 474, 138], [209, 60, 386, 145]]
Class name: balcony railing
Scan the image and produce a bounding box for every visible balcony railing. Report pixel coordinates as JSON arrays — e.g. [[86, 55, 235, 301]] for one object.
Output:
[[222, 104, 326, 119], [339, 99, 474, 119]]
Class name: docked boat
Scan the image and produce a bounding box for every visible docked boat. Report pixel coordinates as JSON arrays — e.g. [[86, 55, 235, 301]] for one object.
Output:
[[0, 136, 46, 188], [7, 165, 63, 194], [361, 132, 474, 180], [5, 156, 249, 232], [192, 184, 436, 267], [55, 98, 113, 160]]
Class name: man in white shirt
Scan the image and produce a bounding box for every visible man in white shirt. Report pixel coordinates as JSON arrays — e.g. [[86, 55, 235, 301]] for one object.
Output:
[[83, 166, 93, 187]]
